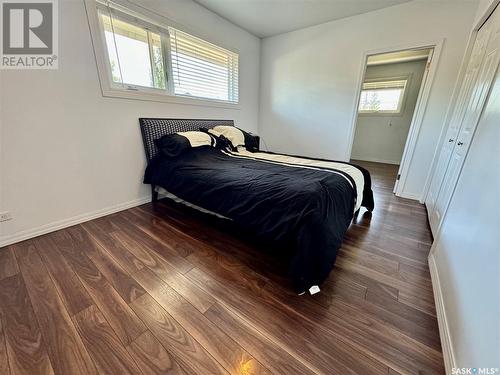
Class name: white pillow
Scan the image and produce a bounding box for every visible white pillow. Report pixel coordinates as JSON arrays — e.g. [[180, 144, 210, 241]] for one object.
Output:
[[178, 131, 214, 147], [209, 126, 246, 148]]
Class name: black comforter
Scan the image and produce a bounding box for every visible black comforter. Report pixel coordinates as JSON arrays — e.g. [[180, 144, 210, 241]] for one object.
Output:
[[144, 146, 374, 293]]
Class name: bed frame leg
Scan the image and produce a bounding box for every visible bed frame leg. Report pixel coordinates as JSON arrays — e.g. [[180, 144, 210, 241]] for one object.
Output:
[[152, 185, 158, 202]]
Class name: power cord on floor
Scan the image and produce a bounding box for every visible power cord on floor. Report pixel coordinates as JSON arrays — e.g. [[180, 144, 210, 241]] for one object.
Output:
[[260, 137, 270, 152]]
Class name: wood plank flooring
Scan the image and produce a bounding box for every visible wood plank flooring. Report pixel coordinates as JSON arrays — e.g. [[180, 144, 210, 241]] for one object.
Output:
[[0, 160, 443, 374]]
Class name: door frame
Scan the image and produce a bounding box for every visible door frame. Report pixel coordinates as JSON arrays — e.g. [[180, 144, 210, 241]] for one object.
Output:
[[345, 39, 443, 201]]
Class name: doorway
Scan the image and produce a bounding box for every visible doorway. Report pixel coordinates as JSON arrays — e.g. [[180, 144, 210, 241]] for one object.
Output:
[[349, 47, 435, 196]]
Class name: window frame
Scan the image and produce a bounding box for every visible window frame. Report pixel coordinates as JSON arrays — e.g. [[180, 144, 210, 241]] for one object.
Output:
[[358, 75, 411, 116], [84, 0, 241, 109], [96, 4, 172, 93]]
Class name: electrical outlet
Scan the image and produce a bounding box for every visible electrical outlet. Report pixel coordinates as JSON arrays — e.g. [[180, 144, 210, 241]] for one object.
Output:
[[0, 211, 12, 222]]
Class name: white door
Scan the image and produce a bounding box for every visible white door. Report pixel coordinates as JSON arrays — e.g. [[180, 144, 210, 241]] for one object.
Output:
[[393, 49, 434, 194], [429, 6, 500, 234]]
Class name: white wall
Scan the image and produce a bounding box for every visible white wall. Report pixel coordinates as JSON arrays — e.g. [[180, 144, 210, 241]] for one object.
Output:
[[0, 0, 260, 245], [258, 0, 478, 199], [431, 68, 500, 369], [351, 59, 427, 165]]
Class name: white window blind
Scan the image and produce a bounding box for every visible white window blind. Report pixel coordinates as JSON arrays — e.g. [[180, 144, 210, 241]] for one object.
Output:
[[362, 79, 407, 90], [359, 79, 407, 113], [169, 27, 239, 103]]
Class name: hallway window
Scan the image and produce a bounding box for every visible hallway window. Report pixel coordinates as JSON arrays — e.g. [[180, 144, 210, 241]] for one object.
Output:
[[358, 79, 407, 113]]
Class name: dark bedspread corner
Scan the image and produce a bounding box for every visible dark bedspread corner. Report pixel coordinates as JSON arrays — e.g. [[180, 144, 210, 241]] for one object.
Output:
[[353, 163, 375, 212]]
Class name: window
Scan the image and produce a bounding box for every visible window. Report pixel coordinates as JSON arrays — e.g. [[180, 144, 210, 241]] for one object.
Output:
[[92, 1, 239, 104], [358, 79, 407, 114], [99, 9, 167, 90]]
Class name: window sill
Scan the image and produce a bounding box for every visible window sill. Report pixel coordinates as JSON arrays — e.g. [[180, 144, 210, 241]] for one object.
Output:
[[358, 111, 403, 117], [101, 87, 241, 110]]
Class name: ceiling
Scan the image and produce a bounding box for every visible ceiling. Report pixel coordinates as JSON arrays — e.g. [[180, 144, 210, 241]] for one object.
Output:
[[194, 0, 411, 38]]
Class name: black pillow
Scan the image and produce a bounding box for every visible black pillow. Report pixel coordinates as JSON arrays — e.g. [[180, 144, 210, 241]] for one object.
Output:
[[243, 131, 259, 152], [235, 126, 259, 151]]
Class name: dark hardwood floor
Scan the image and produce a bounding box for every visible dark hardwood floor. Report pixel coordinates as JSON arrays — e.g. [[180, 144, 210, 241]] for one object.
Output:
[[0, 160, 443, 374]]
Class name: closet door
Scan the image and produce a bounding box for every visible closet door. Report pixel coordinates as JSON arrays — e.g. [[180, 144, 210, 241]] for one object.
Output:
[[427, 22, 490, 232], [426, 30, 487, 226], [429, 6, 500, 234]]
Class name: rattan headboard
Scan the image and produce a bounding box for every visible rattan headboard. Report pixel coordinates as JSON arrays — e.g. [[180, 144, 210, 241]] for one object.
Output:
[[139, 118, 235, 163]]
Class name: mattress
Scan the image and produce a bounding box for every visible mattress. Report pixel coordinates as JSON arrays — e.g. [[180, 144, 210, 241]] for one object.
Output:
[[144, 146, 374, 293]]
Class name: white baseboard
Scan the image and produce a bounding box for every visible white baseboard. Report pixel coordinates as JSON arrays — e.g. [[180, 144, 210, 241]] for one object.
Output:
[[351, 156, 401, 165], [0, 196, 151, 248], [428, 252, 456, 374]]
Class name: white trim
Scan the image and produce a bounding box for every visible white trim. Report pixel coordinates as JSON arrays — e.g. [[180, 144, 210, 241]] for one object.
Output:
[[476, 0, 500, 30], [395, 43, 442, 201], [100, 87, 242, 109], [428, 252, 457, 375], [367, 55, 430, 66], [0, 196, 150, 248], [350, 156, 400, 165], [346, 40, 443, 202], [397, 191, 421, 200]]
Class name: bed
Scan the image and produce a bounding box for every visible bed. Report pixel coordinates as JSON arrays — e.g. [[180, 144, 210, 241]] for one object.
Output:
[[140, 118, 374, 294]]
